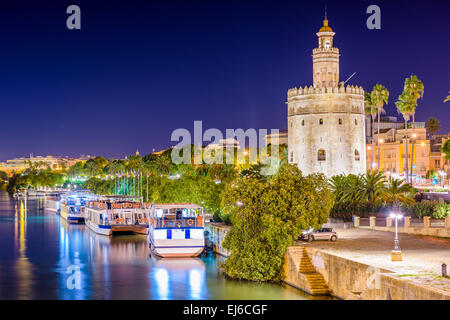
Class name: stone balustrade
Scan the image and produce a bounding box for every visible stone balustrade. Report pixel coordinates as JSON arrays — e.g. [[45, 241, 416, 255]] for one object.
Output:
[[423, 216, 431, 228], [358, 216, 450, 238]]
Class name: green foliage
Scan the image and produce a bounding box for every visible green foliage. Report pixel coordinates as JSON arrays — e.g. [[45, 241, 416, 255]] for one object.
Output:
[[412, 200, 439, 218], [6, 173, 29, 194], [221, 164, 333, 281], [67, 161, 85, 177], [432, 202, 450, 219], [425, 117, 441, 137], [329, 173, 416, 219], [383, 178, 414, 206], [425, 169, 438, 180], [83, 177, 114, 195], [441, 140, 450, 161]]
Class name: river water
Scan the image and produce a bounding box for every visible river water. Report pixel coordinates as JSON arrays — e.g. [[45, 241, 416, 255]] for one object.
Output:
[[0, 192, 318, 300]]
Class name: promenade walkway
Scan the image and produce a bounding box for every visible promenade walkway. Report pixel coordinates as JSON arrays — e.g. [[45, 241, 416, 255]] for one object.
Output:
[[298, 228, 450, 294]]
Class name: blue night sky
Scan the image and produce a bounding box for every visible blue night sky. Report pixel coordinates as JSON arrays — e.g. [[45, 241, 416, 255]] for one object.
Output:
[[0, 0, 449, 160]]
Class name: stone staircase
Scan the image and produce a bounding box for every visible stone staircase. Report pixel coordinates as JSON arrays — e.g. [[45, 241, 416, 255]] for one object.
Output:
[[299, 247, 330, 295]]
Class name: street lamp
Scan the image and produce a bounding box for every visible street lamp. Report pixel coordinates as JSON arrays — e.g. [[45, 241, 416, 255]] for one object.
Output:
[[390, 213, 403, 261], [438, 170, 445, 188]]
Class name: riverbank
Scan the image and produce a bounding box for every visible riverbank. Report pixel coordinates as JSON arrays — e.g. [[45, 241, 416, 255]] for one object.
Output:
[[297, 228, 450, 299], [205, 223, 450, 299]]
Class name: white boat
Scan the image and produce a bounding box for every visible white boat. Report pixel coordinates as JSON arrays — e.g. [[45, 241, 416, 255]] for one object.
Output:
[[148, 203, 205, 258], [59, 192, 91, 224], [84, 196, 149, 236]]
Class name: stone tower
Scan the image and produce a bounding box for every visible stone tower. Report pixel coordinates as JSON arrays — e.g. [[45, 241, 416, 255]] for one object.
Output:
[[287, 17, 366, 177]]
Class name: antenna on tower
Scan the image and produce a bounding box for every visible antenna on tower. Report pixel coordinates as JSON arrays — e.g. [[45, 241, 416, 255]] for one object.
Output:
[[325, 5, 327, 20], [343, 72, 356, 85]]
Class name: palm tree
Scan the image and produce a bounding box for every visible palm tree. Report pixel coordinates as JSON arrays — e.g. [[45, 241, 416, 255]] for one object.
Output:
[[364, 92, 377, 172], [425, 117, 441, 139], [371, 84, 389, 171], [404, 75, 424, 183], [151, 154, 172, 176], [358, 171, 386, 203], [444, 91, 450, 103], [395, 92, 414, 183], [383, 178, 414, 206]]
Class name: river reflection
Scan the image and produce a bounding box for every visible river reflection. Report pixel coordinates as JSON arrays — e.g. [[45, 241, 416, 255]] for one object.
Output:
[[0, 192, 317, 300]]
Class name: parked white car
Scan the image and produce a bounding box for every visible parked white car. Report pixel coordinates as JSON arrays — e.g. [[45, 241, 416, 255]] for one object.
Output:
[[299, 227, 338, 242]]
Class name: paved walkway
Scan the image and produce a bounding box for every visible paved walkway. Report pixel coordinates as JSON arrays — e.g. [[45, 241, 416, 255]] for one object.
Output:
[[297, 228, 450, 293]]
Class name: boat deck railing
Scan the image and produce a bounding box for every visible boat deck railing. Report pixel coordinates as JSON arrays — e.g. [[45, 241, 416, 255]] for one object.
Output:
[[151, 217, 203, 229]]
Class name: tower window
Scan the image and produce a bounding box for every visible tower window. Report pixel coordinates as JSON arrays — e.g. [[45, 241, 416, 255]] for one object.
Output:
[[318, 149, 326, 161], [355, 119, 358, 125], [302, 120, 305, 126], [290, 152, 294, 162], [355, 149, 360, 161], [319, 118, 323, 125], [338, 118, 342, 125]]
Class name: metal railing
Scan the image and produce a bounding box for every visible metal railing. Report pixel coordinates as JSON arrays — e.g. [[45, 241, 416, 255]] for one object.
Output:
[[151, 217, 203, 229]]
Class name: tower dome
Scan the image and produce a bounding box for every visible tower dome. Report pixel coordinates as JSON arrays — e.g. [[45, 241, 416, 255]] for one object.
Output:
[[319, 18, 333, 33]]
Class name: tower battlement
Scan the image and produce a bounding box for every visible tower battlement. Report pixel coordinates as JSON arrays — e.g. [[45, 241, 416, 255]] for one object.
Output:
[[287, 84, 364, 99], [287, 15, 366, 177]]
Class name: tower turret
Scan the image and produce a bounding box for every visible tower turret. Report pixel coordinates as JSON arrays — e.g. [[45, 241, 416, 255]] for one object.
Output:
[[313, 15, 340, 88]]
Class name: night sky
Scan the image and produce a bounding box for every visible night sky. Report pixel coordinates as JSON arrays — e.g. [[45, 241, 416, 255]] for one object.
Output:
[[0, 0, 449, 161]]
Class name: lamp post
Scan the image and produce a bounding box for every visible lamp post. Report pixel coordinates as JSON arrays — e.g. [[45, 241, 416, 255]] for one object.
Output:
[[439, 170, 445, 188], [390, 212, 403, 261]]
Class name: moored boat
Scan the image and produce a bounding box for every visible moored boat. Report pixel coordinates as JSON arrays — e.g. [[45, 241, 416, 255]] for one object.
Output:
[[148, 203, 205, 258], [59, 192, 91, 224], [84, 196, 149, 236]]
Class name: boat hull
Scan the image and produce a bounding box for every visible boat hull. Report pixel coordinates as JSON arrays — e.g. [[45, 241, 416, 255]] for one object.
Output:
[[60, 207, 84, 224], [149, 238, 205, 258], [85, 220, 112, 235], [111, 225, 148, 235]]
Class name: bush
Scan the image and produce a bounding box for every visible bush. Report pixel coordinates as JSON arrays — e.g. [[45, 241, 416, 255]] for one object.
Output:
[[432, 202, 450, 219], [221, 164, 334, 281], [411, 200, 439, 218]]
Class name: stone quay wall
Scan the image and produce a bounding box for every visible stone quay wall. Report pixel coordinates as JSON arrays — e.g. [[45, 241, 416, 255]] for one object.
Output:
[[204, 222, 230, 257], [206, 222, 450, 299], [284, 246, 450, 300]]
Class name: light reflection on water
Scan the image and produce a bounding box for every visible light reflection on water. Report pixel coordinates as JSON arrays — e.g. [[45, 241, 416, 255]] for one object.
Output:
[[0, 192, 318, 300]]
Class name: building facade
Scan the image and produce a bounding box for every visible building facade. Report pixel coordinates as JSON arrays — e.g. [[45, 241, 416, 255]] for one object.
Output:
[[367, 128, 450, 185], [0, 154, 93, 174], [368, 128, 430, 179], [287, 17, 366, 177], [265, 129, 288, 146]]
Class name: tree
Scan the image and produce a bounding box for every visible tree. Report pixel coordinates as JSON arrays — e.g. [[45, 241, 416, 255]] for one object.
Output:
[[221, 164, 333, 281], [358, 171, 386, 203], [404, 75, 424, 183], [371, 84, 389, 171], [425, 117, 441, 138], [395, 91, 414, 183], [365, 92, 377, 172], [67, 161, 85, 178], [84, 159, 100, 177], [441, 140, 450, 162], [425, 169, 438, 180], [383, 178, 414, 206]]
